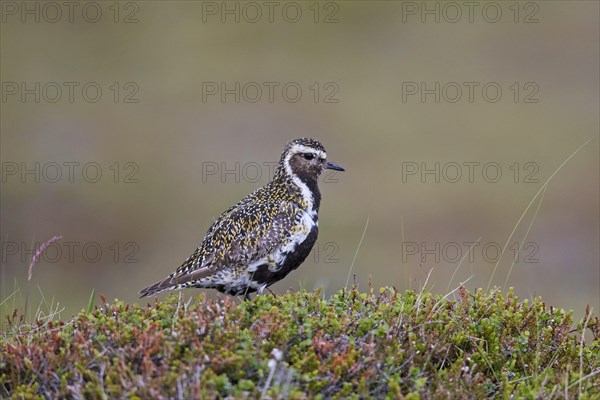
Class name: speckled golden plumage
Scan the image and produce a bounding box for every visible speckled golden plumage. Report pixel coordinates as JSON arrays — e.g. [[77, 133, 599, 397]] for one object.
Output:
[[140, 138, 344, 299]]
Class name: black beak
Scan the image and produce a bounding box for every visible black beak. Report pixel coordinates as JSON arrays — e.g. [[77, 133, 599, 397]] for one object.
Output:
[[324, 160, 345, 171]]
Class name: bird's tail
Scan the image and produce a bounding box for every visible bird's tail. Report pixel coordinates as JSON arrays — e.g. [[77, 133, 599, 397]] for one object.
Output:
[[139, 268, 210, 298], [139, 276, 179, 298]]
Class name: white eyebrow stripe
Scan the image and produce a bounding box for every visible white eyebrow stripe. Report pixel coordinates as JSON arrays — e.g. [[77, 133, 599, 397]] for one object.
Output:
[[289, 144, 326, 159]]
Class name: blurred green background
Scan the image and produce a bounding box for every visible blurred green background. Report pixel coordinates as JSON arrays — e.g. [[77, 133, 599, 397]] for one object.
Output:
[[1, 1, 598, 321]]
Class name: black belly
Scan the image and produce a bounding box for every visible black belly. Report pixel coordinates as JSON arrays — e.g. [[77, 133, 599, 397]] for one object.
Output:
[[251, 225, 319, 288]]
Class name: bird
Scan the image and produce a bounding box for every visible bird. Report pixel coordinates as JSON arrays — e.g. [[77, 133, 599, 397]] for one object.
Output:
[[139, 137, 345, 300]]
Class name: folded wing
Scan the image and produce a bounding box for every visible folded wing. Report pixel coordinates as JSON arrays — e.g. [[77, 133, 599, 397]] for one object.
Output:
[[139, 201, 299, 297]]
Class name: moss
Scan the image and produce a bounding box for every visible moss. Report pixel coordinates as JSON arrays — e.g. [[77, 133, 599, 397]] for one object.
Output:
[[1, 287, 599, 399]]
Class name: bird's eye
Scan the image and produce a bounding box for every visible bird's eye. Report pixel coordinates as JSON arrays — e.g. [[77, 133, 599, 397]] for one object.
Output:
[[303, 153, 315, 160]]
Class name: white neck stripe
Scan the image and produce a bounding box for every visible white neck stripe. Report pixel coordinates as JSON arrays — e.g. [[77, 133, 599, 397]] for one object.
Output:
[[284, 151, 315, 213]]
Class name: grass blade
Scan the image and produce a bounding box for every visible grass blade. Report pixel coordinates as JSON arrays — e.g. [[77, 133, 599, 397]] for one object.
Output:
[[87, 288, 96, 314], [345, 215, 370, 289], [487, 138, 592, 290]]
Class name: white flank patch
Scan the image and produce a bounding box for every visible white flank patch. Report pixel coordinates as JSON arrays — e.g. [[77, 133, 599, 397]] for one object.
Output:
[[247, 208, 315, 273], [248, 258, 265, 272], [273, 209, 315, 267]]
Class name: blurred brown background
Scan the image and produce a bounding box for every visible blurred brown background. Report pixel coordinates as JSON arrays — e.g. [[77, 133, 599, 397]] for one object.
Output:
[[1, 1, 598, 321]]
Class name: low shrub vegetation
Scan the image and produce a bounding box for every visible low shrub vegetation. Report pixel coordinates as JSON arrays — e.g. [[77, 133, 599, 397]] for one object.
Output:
[[1, 287, 599, 399]]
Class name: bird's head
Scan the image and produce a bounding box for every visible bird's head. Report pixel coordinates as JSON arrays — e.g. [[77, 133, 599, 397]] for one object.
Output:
[[279, 137, 345, 183]]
